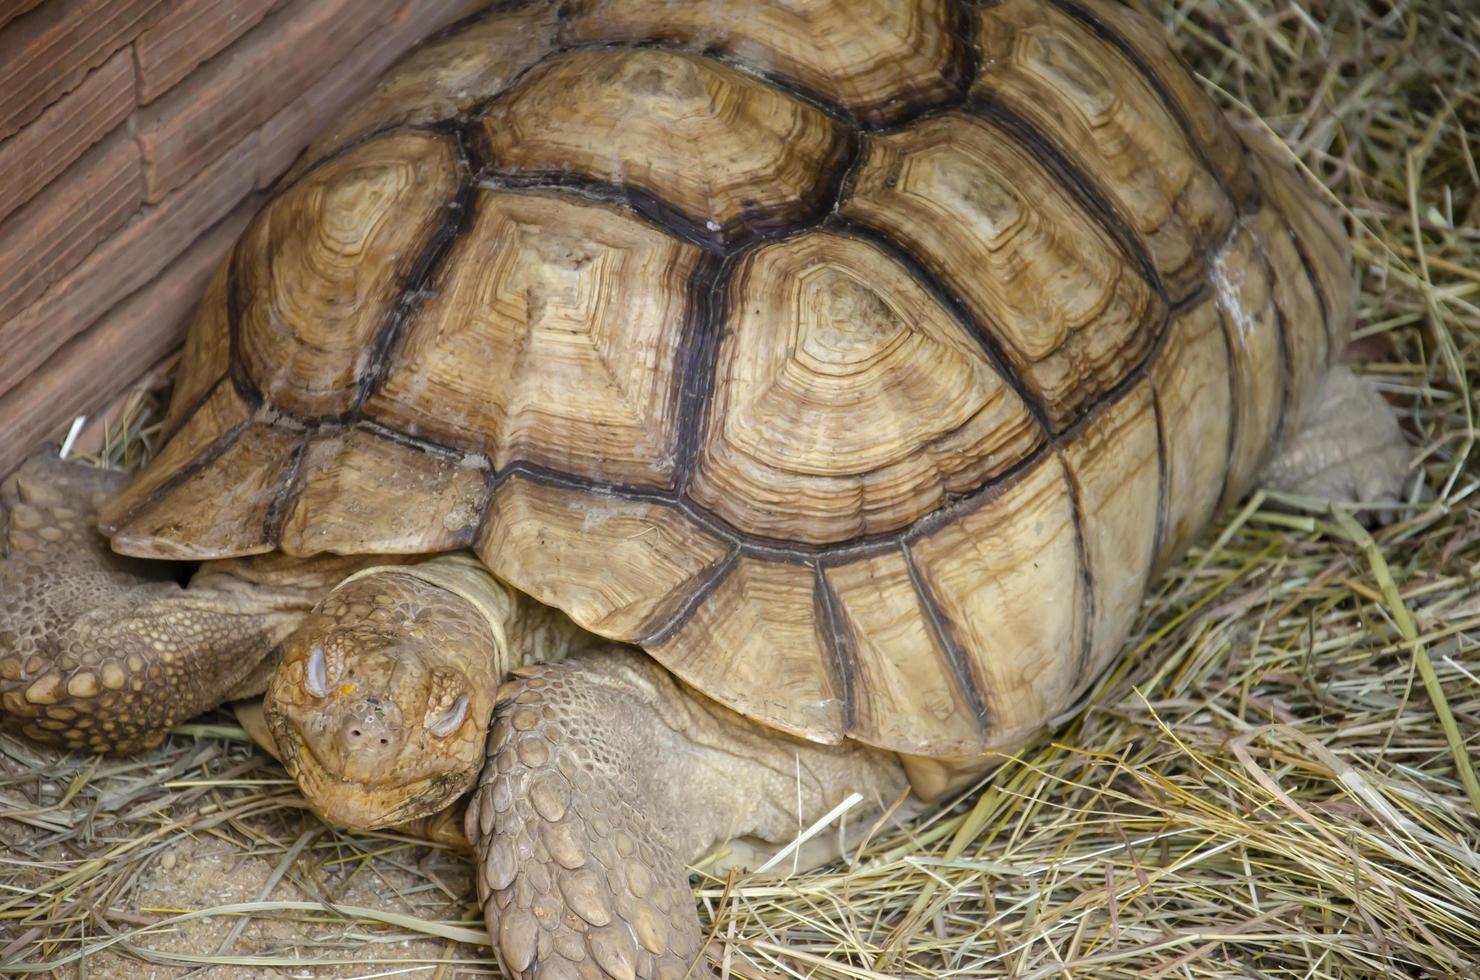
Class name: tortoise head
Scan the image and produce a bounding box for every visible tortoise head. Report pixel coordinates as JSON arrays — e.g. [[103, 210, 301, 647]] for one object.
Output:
[[264, 565, 502, 830]]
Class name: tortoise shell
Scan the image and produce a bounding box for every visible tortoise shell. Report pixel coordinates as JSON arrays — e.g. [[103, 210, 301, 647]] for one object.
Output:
[[99, 0, 1351, 760]]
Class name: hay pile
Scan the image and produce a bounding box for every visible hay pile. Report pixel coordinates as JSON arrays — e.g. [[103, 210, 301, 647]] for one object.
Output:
[[2, 1, 1477, 976]]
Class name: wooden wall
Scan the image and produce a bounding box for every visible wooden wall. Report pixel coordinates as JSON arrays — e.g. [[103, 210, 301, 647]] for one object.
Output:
[[0, 0, 494, 476]]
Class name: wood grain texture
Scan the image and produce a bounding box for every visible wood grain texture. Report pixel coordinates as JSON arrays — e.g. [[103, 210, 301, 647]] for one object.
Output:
[[0, 128, 141, 325], [133, 0, 401, 201], [973, 0, 1235, 301], [238, 130, 463, 417], [0, 47, 134, 226], [0, 0, 164, 142], [257, 0, 503, 188], [286, 1, 560, 184], [844, 111, 1165, 431], [825, 549, 985, 754], [908, 456, 1084, 749], [1150, 298, 1232, 571], [279, 427, 487, 556], [478, 475, 731, 641], [559, 0, 965, 126], [368, 189, 702, 487], [481, 47, 849, 246], [687, 230, 1043, 545], [0, 203, 254, 480], [0, 128, 258, 404], [133, 0, 283, 103], [650, 556, 845, 743], [0, 0, 45, 32]]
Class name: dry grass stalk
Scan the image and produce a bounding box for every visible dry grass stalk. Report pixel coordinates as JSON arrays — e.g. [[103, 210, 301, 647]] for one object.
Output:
[[2, 1, 1477, 976]]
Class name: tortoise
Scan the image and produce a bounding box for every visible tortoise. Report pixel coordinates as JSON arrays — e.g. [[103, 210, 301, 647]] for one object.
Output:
[[0, 0, 1417, 976]]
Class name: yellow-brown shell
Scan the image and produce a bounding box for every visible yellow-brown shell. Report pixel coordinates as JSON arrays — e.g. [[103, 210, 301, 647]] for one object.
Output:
[[100, 0, 1351, 758]]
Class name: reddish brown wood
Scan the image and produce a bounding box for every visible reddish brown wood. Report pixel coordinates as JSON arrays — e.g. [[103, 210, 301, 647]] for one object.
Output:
[[133, 0, 285, 104], [0, 48, 133, 226], [0, 0, 165, 141], [0, 128, 142, 324], [254, 0, 494, 187], [0, 202, 258, 480], [0, 131, 258, 402], [0, 0, 46, 33], [133, 0, 402, 202]]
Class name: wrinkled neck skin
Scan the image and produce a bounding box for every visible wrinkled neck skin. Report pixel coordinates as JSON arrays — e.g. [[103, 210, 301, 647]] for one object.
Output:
[[264, 553, 587, 831]]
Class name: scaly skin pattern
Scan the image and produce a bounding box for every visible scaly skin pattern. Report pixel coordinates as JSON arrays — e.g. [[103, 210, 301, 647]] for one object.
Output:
[[467, 648, 907, 980], [266, 555, 591, 830], [0, 456, 366, 754], [1265, 366, 1417, 516]]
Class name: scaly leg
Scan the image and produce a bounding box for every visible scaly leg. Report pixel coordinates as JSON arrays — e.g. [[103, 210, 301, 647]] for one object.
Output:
[[0, 454, 361, 754], [466, 648, 907, 979], [1264, 366, 1418, 515]]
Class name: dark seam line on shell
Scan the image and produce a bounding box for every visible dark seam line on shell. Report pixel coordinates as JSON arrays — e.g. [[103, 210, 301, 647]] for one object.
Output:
[[964, 94, 1169, 306], [1147, 382, 1170, 569], [476, 127, 855, 255], [356, 419, 481, 462], [1245, 224, 1294, 450], [902, 543, 990, 733], [352, 135, 479, 416], [161, 373, 227, 450], [108, 417, 254, 532], [1255, 166, 1337, 366], [814, 564, 859, 734], [269, 122, 454, 210], [1209, 301, 1243, 512], [260, 435, 310, 548], [1058, 452, 1096, 684], [827, 218, 1054, 435], [951, 0, 982, 99], [224, 233, 266, 411], [358, 279, 1197, 568], [1284, 220, 1338, 366], [1048, 0, 1244, 212], [538, 34, 966, 131], [671, 252, 732, 494], [638, 548, 739, 648]]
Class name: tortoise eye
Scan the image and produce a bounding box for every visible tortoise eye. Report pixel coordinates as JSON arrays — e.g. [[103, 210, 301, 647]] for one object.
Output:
[[304, 644, 331, 699], [427, 694, 469, 738]]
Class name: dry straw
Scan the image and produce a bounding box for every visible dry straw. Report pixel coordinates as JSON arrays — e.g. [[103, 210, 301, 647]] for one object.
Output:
[[2, 1, 1477, 976]]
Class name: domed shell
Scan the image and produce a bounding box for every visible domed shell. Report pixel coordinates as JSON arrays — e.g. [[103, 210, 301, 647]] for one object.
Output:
[[100, 0, 1348, 758]]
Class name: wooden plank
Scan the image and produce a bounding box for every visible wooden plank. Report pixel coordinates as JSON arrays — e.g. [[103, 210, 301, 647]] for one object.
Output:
[[134, 0, 285, 104], [0, 0, 45, 38], [0, 47, 135, 226], [134, 0, 403, 202], [0, 130, 259, 402], [0, 201, 259, 480], [0, 0, 166, 141], [255, 0, 494, 187], [0, 127, 143, 324]]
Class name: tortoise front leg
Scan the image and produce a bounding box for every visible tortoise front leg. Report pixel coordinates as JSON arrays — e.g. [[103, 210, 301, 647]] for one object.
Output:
[[467, 647, 907, 980], [0, 455, 355, 754]]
